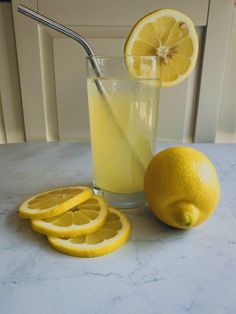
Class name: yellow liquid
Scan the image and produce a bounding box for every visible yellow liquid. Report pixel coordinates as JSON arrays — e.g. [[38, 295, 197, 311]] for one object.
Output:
[[87, 78, 159, 194]]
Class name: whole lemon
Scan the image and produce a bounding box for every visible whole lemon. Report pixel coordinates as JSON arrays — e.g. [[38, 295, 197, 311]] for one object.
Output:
[[144, 146, 220, 229]]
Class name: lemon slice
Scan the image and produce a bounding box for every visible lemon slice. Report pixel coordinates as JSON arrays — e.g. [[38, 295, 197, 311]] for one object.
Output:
[[124, 9, 198, 87], [19, 186, 92, 219], [48, 207, 131, 257], [31, 195, 108, 237]]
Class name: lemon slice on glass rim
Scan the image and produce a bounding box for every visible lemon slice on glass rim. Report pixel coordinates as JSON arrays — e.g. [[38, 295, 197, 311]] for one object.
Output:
[[19, 186, 92, 219], [31, 195, 108, 237], [124, 9, 198, 87], [48, 207, 131, 258]]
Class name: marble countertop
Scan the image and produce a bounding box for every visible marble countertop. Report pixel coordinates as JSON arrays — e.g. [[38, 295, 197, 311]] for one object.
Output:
[[0, 142, 236, 314]]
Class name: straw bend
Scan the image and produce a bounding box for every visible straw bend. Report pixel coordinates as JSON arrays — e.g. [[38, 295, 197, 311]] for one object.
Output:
[[17, 4, 94, 56]]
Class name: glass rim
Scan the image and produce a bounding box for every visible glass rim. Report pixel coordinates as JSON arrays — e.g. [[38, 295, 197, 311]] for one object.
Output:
[[86, 55, 160, 81], [86, 55, 159, 60]]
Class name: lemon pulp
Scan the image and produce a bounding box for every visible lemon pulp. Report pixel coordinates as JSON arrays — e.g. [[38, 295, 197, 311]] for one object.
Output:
[[125, 9, 199, 86]]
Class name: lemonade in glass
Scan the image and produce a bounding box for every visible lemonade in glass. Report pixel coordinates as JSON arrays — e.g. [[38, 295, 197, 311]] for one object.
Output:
[[87, 56, 160, 208]]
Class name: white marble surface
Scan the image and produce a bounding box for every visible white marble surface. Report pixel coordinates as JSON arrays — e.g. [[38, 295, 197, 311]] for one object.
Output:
[[0, 142, 236, 314]]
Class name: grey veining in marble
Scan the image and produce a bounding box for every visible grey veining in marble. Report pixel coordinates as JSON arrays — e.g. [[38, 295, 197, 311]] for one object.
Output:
[[0, 142, 236, 314]]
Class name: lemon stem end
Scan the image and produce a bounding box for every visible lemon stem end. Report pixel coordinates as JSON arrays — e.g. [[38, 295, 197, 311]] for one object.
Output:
[[172, 202, 200, 227]]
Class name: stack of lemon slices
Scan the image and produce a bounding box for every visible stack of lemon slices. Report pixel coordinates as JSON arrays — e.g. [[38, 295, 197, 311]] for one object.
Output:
[[19, 186, 131, 257]]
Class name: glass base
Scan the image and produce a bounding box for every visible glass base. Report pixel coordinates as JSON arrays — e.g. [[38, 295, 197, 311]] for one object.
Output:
[[93, 184, 146, 209]]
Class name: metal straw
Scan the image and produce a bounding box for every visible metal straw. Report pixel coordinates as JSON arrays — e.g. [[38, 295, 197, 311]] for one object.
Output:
[[17, 5, 104, 81], [17, 4, 145, 170]]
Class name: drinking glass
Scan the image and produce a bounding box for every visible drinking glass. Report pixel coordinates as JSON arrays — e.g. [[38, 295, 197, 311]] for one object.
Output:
[[87, 56, 160, 208]]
